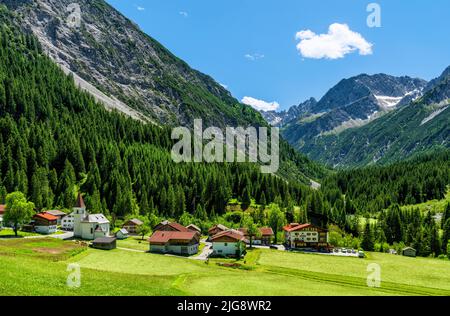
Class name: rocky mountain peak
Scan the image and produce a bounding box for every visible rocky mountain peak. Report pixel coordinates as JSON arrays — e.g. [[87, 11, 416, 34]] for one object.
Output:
[[2, 0, 263, 128]]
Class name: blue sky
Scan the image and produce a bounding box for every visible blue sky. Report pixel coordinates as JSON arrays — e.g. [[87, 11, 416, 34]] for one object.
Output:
[[106, 0, 450, 111]]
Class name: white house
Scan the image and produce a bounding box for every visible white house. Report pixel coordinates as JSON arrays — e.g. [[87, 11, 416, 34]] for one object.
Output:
[[44, 210, 67, 225], [211, 229, 247, 258], [149, 231, 200, 256], [33, 213, 58, 235], [283, 223, 330, 250], [61, 213, 75, 231], [73, 194, 110, 240], [116, 228, 129, 240]]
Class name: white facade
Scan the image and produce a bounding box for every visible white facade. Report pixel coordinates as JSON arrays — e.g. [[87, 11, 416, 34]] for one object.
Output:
[[35, 225, 57, 235], [150, 244, 198, 255], [286, 231, 319, 245], [212, 241, 242, 257], [116, 229, 129, 240], [62, 213, 75, 230], [73, 204, 110, 240]]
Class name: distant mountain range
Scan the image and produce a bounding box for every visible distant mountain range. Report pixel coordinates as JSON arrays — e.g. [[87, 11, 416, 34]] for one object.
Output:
[[261, 68, 449, 168]]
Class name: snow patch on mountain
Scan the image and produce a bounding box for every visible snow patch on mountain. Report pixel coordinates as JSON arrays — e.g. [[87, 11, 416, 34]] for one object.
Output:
[[321, 111, 384, 136], [375, 95, 404, 109]]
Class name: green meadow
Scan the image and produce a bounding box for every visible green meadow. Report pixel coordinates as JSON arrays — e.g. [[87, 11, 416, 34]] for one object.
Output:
[[0, 238, 449, 296]]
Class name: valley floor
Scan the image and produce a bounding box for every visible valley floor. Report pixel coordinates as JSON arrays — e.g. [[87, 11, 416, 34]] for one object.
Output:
[[0, 238, 449, 296]]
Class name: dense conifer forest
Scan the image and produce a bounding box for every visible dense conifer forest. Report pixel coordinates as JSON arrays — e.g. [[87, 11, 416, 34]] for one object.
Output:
[[0, 6, 449, 257], [0, 11, 315, 219]]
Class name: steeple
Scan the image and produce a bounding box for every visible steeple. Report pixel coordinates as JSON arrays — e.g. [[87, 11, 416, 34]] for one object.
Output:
[[75, 193, 86, 209]]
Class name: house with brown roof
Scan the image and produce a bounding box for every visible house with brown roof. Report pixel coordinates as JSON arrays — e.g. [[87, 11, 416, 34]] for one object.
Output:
[[33, 213, 58, 235], [283, 223, 330, 250], [211, 230, 247, 258], [153, 220, 190, 233], [44, 210, 67, 225], [186, 224, 202, 234], [208, 224, 228, 237], [122, 218, 144, 234], [238, 227, 274, 246], [149, 231, 200, 256]]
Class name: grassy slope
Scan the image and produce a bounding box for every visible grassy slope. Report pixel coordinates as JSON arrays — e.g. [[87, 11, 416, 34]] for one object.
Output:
[[400, 189, 450, 214], [1, 239, 449, 296], [116, 237, 149, 252], [258, 250, 450, 295]]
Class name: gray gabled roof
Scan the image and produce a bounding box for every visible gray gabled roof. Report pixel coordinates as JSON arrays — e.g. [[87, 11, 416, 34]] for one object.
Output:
[[93, 237, 116, 244], [82, 214, 110, 224], [45, 210, 67, 217]]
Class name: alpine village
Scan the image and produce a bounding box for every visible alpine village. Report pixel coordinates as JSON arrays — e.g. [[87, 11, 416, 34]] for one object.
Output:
[[0, 0, 449, 296]]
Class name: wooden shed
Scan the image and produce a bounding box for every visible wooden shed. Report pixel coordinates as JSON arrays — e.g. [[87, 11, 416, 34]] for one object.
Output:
[[402, 247, 417, 258], [92, 237, 117, 250]]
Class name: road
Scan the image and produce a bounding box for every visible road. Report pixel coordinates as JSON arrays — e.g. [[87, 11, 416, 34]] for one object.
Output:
[[51, 231, 74, 240], [190, 240, 213, 261]]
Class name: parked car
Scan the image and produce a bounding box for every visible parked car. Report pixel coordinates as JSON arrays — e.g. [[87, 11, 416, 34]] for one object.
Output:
[[270, 245, 278, 250], [358, 251, 365, 258]]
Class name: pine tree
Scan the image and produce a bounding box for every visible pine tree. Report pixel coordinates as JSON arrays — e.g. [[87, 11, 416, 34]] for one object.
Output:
[[361, 224, 375, 251], [442, 219, 450, 255]]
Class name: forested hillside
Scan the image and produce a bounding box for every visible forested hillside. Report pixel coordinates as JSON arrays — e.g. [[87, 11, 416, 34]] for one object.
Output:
[[321, 150, 450, 215], [0, 7, 316, 219]]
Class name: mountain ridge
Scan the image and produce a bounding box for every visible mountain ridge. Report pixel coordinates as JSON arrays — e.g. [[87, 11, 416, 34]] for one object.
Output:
[[297, 66, 450, 168], [2, 0, 265, 128]]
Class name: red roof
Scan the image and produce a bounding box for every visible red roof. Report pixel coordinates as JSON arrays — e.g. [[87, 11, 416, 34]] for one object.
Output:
[[239, 227, 274, 237], [259, 227, 275, 236], [208, 224, 228, 233], [283, 223, 327, 232], [149, 231, 198, 244], [45, 210, 67, 217], [34, 212, 58, 221], [211, 230, 247, 242], [0, 205, 5, 215], [75, 193, 85, 208], [169, 222, 190, 232]]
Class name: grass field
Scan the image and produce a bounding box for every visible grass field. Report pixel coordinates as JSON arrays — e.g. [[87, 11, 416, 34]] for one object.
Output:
[[0, 228, 40, 238], [116, 237, 149, 252], [0, 238, 449, 296]]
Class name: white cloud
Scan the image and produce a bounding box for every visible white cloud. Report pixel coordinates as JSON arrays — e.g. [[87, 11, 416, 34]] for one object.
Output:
[[179, 11, 188, 17], [241, 96, 280, 112], [220, 83, 228, 89], [295, 23, 373, 59], [244, 53, 265, 61], [136, 6, 145, 11]]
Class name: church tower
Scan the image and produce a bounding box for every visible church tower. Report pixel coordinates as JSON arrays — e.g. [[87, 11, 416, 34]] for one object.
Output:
[[73, 193, 87, 238]]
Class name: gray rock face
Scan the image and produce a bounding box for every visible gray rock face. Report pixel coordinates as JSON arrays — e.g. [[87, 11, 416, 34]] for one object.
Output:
[[280, 73, 428, 151], [3, 0, 262, 128], [285, 67, 450, 168], [260, 98, 317, 127]]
